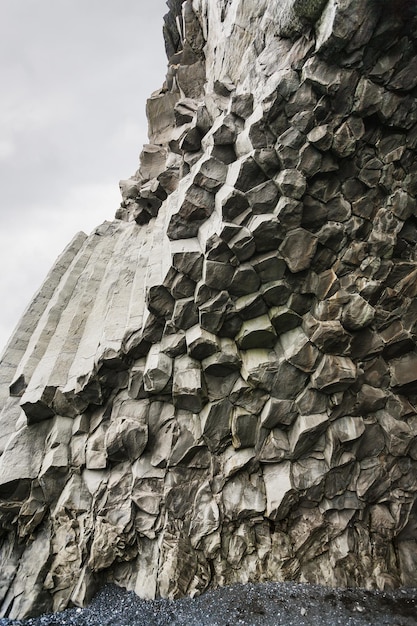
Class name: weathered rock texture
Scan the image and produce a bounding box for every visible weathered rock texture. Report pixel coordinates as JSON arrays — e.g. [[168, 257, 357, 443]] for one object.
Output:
[[1, 0, 417, 619]]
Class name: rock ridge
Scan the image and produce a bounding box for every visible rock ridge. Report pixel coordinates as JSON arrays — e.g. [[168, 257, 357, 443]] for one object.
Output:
[[0, 0, 417, 619]]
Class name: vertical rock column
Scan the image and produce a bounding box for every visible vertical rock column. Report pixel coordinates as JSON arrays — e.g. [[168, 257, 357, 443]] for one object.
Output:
[[0, 0, 417, 619]]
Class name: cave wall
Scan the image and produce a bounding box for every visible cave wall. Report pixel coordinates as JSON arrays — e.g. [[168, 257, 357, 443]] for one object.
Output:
[[1, 0, 417, 619]]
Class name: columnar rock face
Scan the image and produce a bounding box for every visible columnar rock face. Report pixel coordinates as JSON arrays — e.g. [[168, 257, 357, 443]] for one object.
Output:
[[1, 0, 417, 619]]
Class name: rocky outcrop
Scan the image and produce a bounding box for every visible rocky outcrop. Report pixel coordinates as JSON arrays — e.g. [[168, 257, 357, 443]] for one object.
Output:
[[1, 0, 417, 619]]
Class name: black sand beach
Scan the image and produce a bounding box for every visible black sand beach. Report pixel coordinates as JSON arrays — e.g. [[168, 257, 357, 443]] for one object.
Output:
[[1, 582, 416, 626]]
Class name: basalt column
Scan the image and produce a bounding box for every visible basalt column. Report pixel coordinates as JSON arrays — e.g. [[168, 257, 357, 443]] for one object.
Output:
[[1, 0, 417, 619]]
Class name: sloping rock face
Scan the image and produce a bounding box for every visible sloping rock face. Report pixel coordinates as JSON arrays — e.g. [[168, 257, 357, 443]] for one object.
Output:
[[1, 0, 417, 619]]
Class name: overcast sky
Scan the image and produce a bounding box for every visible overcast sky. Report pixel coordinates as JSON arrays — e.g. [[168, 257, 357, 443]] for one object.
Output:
[[0, 0, 168, 352]]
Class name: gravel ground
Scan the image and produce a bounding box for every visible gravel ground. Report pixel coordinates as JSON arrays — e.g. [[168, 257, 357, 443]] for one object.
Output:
[[1, 582, 416, 626]]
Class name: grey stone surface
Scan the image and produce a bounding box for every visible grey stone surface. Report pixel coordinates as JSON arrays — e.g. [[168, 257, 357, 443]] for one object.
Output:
[[1, 0, 417, 620]]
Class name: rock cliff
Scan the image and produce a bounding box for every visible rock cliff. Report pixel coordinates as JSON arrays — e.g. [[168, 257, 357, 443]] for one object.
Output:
[[1, 0, 417, 619]]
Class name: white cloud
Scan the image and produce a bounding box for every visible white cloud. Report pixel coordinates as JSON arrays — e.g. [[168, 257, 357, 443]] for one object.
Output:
[[0, 139, 15, 160], [0, 91, 76, 135]]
